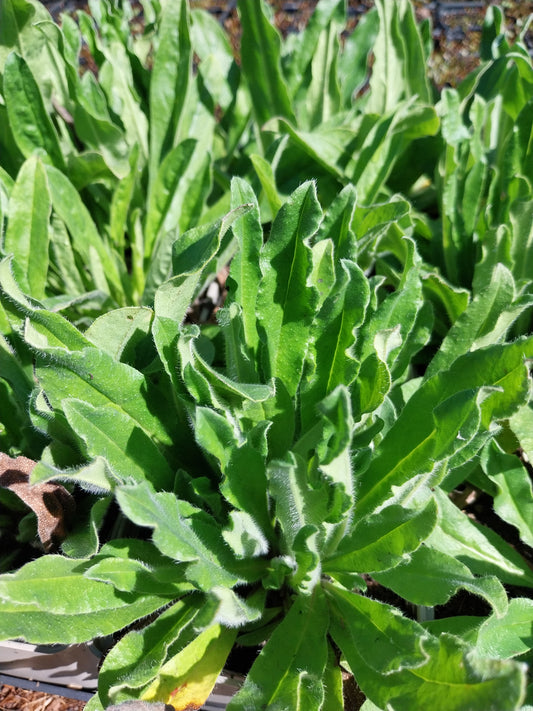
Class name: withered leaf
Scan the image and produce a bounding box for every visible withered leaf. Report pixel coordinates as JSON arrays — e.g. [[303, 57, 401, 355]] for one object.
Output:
[[0, 453, 75, 551]]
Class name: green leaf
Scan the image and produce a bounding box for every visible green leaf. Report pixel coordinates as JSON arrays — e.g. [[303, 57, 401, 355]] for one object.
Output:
[[98, 43, 149, 161], [237, 0, 295, 130], [85, 307, 154, 365], [227, 178, 262, 357], [219, 441, 272, 543], [373, 545, 508, 616], [223, 511, 269, 559], [357, 236, 428, 381], [481, 441, 533, 549], [298, 0, 344, 129], [327, 583, 430, 674], [97, 596, 205, 706], [249, 153, 282, 219], [428, 488, 533, 588], [44, 165, 124, 304], [228, 591, 329, 711], [328, 583, 526, 711], [181, 328, 273, 409], [301, 258, 368, 424], [355, 338, 533, 518], [256, 181, 321, 396], [354, 386, 485, 519], [3, 52, 66, 170], [115, 481, 240, 590], [324, 498, 438, 575], [338, 7, 379, 106], [85, 539, 192, 597], [62, 398, 175, 490], [0, 0, 49, 70], [31, 456, 115, 494], [268, 453, 328, 554], [25, 339, 174, 456], [426, 264, 523, 377], [4, 156, 51, 299], [145, 138, 209, 257], [477, 598, 533, 659], [367, 0, 430, 114], [510, 403, 533, 464], [0, 556, 167, 644], [109, 145, 139, 250], [149, 0, 191, 177]]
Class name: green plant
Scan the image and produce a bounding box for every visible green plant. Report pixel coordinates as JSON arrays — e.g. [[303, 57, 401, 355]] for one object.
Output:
[[0, 0, 219, 319], [231, 0, 440, 210], [413, 6, 533, 294], [1, 182, 533, 710]]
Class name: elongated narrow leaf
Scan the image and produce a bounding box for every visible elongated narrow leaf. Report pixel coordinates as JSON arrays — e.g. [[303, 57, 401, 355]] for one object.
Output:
[[85, 540, 191, 597], [0, 556, 167, 644], [237, 0, 295, 128], [338, 7, 379, 106], [98, 43, 149, 161], [510, 403, 533, 465], [357, 235, 428, 380], [4, 156, 51, 299], [354, 386, 485, 518], [97, 596, 204, 707], [149, 0, 191, 178], [0, 0, 50, 70], [145, 139, 200, 255], [284, 0, 344, 96], [227, 178, 262, 357], [142, 623, 236, 709], [193, 405, 272, 540], [355, 339, 533, 518], [25, 337, 175, 454], [44, 166, 124, 304], [228, 591, 329, 711], [0, 257, 90, 349], [153, 205, 247, 405], [327, 583, 430, 674], [367, 0, 430, 114], [3, 52, 66, 169], [181, 329, 273, 409], [256, 182, 321, 395], [268, 453, 330, 553], [301, 258, 368, 425], [427, 264, 522, 377]]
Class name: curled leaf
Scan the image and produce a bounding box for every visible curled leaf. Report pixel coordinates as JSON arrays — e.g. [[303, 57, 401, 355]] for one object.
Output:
[[0, 453, 75, 551]]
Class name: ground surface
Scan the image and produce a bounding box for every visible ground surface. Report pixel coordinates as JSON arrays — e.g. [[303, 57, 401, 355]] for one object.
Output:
[[0, 685, 85, 711]]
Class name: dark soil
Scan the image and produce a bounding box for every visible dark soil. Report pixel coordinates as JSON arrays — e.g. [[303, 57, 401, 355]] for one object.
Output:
[[0, 685, 85, 711]]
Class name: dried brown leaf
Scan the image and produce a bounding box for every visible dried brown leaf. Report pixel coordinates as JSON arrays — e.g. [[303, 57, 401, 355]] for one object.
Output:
[[0, 454, 75, 551]]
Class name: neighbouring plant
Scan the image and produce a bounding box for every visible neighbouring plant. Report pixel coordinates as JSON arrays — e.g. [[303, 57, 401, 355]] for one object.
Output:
[[412, 6, 533, 295], [1, 182, 533, 710], [0, 0, 219, 319], [232, 0, 440, 210], [0, 0, 443, 322]]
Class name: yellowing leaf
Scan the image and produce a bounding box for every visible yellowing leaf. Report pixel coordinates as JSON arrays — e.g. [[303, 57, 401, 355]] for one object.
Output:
[[141, 624, 236, 710]]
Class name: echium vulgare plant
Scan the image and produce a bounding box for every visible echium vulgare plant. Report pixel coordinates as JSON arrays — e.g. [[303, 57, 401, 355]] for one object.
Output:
[[1, 180, 533, 710]]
